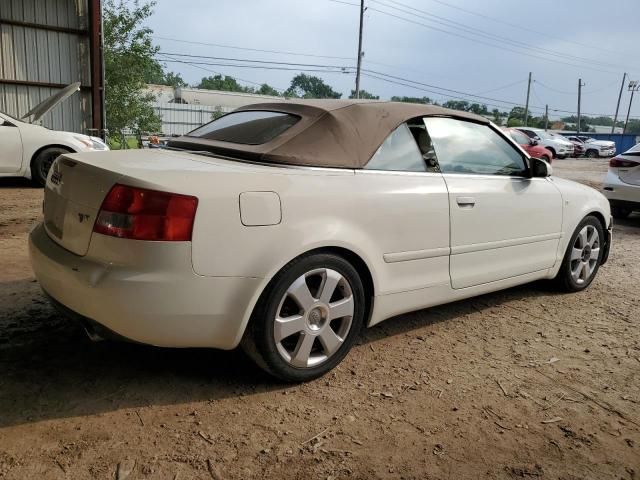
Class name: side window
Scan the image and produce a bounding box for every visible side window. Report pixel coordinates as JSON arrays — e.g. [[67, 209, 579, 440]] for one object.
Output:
[[510, 130, 530, 145], [424, 118, 528, 176], [520, 129, 536, 139], [365, 123, 426, 172]]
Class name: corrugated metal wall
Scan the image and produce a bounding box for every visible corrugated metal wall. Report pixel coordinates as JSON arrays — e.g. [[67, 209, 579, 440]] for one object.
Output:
[[0, 0, 92, 133]]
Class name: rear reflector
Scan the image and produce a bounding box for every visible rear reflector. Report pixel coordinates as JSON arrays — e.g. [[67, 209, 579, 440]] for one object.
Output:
[[93, 184, 198, 241], [609, 157, 640, 168]]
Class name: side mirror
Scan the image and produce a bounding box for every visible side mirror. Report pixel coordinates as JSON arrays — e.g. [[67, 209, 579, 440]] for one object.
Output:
[[530, 157, 552, 177], [530, 139, 539, 146]]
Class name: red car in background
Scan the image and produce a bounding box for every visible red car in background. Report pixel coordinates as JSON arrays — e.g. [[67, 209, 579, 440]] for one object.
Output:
[[505, 128, 554, 163]]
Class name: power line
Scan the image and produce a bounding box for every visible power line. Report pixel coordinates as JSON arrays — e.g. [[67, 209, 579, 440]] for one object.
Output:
[[157, 56, 354, 74], [473, 79, 528, 96], [423, 0, 626, 57], [329, 0, 624, 75], [159, 51, 352, 69], [371, 0, 628, 71], [153, 35, 354, 61]]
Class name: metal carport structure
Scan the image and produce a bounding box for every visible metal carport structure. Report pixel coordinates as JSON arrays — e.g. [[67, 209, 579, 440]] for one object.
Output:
[[0, 0, 103, 135]]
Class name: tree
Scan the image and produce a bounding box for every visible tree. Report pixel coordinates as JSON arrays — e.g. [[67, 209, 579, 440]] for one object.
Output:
[[390, 96, 432, 104], [256, 83, 281, 96], [349, 89, 379, 100], [104, 0, 161, 145], [491, 108, 502, 126], [197, 74, 253, 93], [507, 117, 524, 127], [142, 59, 186, 87], [285, 74, 341, 99]]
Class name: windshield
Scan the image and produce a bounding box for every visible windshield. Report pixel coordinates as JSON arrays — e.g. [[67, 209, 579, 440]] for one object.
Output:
[[535, 131, 553, 140], [188, 110, 300, 145]]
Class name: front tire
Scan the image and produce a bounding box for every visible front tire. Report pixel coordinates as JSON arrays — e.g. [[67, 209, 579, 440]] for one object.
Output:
[[31, 147, 70, 187], [553, 216, 604, 292], [243, 253, 366, 382], [585, 149, 598, 159]]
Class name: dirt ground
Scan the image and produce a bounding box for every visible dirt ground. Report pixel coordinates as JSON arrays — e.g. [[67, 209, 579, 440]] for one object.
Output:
[[1, 159, 639, 480]]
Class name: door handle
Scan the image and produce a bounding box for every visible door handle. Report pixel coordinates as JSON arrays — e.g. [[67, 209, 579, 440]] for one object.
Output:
[[456, 196, 476, 207]]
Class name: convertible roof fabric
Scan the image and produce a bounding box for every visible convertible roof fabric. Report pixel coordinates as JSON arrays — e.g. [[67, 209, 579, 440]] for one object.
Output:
[[168, 99, 489, 169]]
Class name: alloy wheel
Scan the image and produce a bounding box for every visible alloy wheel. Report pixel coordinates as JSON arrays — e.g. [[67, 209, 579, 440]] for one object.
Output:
[[569, 225, 600, 285], [274, 268, 354, 368]]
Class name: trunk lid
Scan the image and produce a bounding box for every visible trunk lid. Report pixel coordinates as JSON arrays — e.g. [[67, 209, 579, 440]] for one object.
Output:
[[42, 148, 275, 256], [44, 156, 124, 255]]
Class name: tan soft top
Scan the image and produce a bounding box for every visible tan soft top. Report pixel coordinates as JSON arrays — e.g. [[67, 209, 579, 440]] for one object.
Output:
[[168, 99, 489, 169]]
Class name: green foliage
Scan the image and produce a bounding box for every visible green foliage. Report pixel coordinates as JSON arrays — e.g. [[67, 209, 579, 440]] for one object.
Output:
[[442, 100, 488, 115], [506, 117, 523, 127], [211, 106, 225, 120], [491, 108, 503, 126], [349, 89, 380, 100], [285, 74, 342, 99], [390, 96, 432, 104], [256, 84, 281, 96], [197, 74, 253, 93], [142, 59, 187, 87], [104, 0, 162, 144], [625, 119, 640, 134], [196, 75, 280, 97]]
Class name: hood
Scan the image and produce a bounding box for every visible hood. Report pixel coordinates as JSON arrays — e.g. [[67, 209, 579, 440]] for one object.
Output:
[[21, 82, 80, 124]]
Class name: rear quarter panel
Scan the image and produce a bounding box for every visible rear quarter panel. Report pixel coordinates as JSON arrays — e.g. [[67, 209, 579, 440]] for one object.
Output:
[[190, 167, 451, 297]]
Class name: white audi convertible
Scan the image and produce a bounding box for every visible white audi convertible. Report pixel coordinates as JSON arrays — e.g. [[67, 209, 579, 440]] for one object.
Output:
[[29, 100, 612, 381]]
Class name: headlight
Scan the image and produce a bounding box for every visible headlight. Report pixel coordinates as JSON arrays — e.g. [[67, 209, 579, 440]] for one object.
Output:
[[73, 135, 93, 149], [72, 135, 109, 151], [89, 136, 109, 150]]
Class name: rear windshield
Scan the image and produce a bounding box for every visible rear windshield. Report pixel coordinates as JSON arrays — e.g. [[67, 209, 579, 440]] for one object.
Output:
[[187, 110, 300, 145]]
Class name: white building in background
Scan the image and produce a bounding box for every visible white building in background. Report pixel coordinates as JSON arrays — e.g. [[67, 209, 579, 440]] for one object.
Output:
[[146, 84, 283, 136]]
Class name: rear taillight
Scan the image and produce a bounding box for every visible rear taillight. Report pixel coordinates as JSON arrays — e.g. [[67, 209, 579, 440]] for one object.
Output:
[[609, 157, 640, 168], [93, 184, 198, 241]]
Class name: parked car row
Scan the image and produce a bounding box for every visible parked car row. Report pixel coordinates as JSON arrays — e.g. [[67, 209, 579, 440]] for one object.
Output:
[[511, 127, 617, 159]]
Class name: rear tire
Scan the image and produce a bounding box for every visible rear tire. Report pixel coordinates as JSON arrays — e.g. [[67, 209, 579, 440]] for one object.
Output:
[[243, 253, 366, 382], [611, 206, 632, 219], [553, 216, 604, 292], [31, 147, 71, 187]]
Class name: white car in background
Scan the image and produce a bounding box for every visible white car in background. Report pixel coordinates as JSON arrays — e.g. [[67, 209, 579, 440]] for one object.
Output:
[[29, 100, 612, 381], [517, 128, 574, 159], [567, 136, 616, 158], [603, 143, 640, 218], [0, 83, 108, 186]]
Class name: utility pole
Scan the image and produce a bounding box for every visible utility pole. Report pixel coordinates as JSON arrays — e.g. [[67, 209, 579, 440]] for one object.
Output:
[[577, 79, 585, 136], [612, 72, 627, 134], [544, 104, 549, 131], [623, 80, 639, 135], [354, 0, 365, 99], [524, 72, 532, 126]]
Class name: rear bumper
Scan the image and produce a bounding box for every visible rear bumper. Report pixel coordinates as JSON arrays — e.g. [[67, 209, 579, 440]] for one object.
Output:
[[29, 223, 262, 349]]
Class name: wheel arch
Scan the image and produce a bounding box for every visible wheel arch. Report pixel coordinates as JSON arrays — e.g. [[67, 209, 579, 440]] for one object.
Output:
[[235, 244, 377, 348], [27, 144, 75, 179]]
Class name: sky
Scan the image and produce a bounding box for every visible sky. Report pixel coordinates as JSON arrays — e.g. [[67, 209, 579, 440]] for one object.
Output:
[[147, 0, 640, 121]]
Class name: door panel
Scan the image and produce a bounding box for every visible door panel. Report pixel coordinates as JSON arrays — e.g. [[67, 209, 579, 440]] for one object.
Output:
[[444, 174, 562, 289], [421, 116, 563, 290], [0, 123, 23, 173]]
